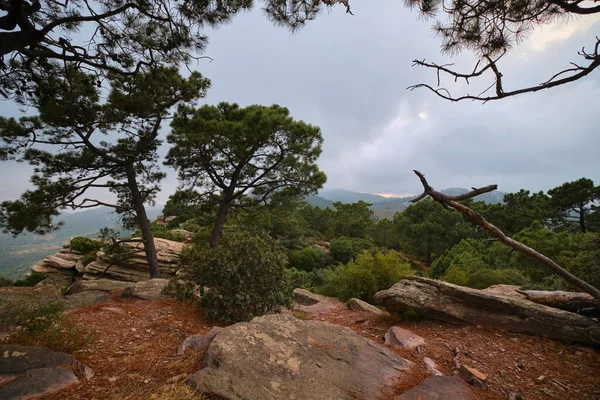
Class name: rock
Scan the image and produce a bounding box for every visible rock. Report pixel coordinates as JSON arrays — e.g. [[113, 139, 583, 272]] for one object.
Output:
[[384, 326, 425, 349], [84, 238, 184, 282], [43, 255, 77, 269], [120, 278, 170, 300], [25, 240, 81, 289], [0, 345, 74, 373], [423, 357, 443, 376], [69, 278, 132, 294], [0, 366, 79, 400], [374, 276, 600, 344], [292, 288, 339, 313], [395, 376, 474, 400], [347, 298, 390, 317], [187, 314, 413, 400], [459, 365, 488, 388], [536, 375, 546, 383], [63, 290, 110, 310], [482, 284, 526, 299], [178, 327, 223, 356], [166, 373, 189, 384]]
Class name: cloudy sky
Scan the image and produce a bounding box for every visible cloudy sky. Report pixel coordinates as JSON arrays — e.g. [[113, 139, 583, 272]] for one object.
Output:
[[1, 1, 599, 204]]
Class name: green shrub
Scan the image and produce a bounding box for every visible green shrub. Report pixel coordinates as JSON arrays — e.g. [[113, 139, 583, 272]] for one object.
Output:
[[13, 272, 48, 287], [441, 265, 469, 286], [329, 236, 373, 264], [70, 236, 104, 253], [178, 230, 291, 323], [289, 246, 331, 272], [0, 299, 65, 335], [320, 250, 412, 303], [0, 276, 13, 287], [467, 268, 530, 289]]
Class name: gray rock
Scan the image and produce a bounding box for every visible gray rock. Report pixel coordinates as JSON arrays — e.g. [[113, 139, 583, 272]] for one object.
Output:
[[395, 376, 474, 400], [70, 278, 132, 294], [0, 367, 79, 400], [481, 284, 526, 299], [188, 314, 412, 400], [384, 327, 425, 349], [178, 327, 223, 356], [347, 298, 390, 317], [423, 357, 443, 376], [43, 255, 76, 269], [64, 290, 110, 310], [0, 345, 74, 374], [292, 288, 339, 313], [121, 278, 170, 300]]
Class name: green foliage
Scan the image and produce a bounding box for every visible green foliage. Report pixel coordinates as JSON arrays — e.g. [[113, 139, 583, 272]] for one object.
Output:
[[329, 236, 373, 264], [467, 268, 530, 289], [548, 178, 599, 233], [178, 231, 291, 323], [289, 246, 331, 272], [285, 267, 324, 293], [441, 265, 469, 286], [13, 272, 48, 287], [559, 233, 600, 290], [0, 299, 65, 335], [70, 236, 104, 253], [133, 222, 187, 242], [320, 250, 412, 303], [402, 309, 422, 322], [331, 201, 374, 238]]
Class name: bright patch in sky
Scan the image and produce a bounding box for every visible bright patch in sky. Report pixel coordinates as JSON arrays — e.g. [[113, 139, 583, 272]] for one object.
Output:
[[418, 112, 427, 119], [529, 15, 600, 52]]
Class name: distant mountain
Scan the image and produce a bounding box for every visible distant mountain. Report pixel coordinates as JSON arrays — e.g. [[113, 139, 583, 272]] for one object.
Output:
[[0, 206, 162, 280], [304, 187, 506, 219]]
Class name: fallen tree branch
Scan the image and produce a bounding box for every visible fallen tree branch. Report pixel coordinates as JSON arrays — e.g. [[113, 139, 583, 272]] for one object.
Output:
[[410, 170, 600, 299]]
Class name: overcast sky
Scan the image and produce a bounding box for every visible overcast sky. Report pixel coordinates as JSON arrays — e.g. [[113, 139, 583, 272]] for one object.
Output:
[[1, 1, 599, 204]]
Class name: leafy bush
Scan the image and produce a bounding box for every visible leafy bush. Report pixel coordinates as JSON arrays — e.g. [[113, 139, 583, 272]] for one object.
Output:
[[329, 236, 373, 264], [132, 221, 187, 242], [467, 268, 530, 289], [13, 272, 48, 287], [178, 231, 291, 323], [441, 265, 469, 286], [70, 236, 104, 253], [289, 246, 331, 272], [320, 250, 412, 303]]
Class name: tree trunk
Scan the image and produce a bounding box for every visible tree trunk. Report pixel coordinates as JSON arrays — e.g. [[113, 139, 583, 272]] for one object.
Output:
[[210, 200, 231, 248], [517, 290, 600, 317], [374, 277, 600, 345], [579, 206, 586, 233], [125, 163, 160, 278]]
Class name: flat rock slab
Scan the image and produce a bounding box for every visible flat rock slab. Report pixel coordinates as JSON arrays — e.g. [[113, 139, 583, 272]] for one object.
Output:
[[292, 288, 340, 313], [188, 314, 413, 400], [0, 367, 79, 400], [385, 327, 425, 349], [70, 278, 132, 294], [64, 290, 110, 310], [0, 345, 74, 374], [395, 376, 474, 400], [348, 298, 390, 317]]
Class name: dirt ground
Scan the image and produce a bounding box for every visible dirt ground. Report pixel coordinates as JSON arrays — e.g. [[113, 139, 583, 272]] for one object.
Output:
[[27, 297, 600, 400]]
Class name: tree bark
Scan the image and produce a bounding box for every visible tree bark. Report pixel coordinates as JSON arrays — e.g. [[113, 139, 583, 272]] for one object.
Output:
[[579, 205, 586, 233], [374, 277, 600, 345], [517, 290, 600, 317], [210, 199, 231, 248], [125, 163, 160, 278], [411, 170, 600, 299]]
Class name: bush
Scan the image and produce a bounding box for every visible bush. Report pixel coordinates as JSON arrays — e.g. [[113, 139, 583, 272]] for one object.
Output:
[[13, 272, 48, 287], [441, 265, 469, 286], [320, 250, 412, 303], [329, 236, 373, 264], [70, 236, 104, 253], [467, 268, 530, 289], [178, 231, 291, 323], [289, 246, 331, 272]]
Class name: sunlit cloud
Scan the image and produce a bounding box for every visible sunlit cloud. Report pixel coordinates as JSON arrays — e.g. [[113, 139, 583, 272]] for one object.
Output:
[[529, 15, 600, 52]]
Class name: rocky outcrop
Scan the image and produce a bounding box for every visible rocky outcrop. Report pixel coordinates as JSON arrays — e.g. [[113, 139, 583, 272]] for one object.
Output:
[[69, 278, 132, 294], [187, 314, 413, 400], [178, 327, 223, 356], [120, 278, 170, 300], [0, 344, 92, 400], [28, 240, 81, 288], [83, 238, 184, 282], [374, 276, 600, 345]]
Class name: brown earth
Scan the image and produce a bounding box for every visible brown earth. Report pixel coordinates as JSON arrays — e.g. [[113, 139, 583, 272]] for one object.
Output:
[[14, 297, 600, 400]]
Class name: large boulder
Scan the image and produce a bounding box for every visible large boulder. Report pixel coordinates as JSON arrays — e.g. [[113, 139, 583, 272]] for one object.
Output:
[[120, 278, 170, 300], [292, 288, 339, 313], [374, 277, 600, 344], [187, 314, 413, 400], [83, 238, 184, 282], [395, 376, 474, 400], [0, 345, 91, 400], [69, 278, 132, 294]]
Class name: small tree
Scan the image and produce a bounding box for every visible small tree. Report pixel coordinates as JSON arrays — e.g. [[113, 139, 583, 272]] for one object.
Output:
[[0, 67, 209, 277], [165, 102, 326, 247], [548, 178, 599, 233], [331, 201, 374, 239]]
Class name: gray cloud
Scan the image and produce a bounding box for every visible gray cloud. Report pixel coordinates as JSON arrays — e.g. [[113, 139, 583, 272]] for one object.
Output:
[[1, 1, 599, 205]]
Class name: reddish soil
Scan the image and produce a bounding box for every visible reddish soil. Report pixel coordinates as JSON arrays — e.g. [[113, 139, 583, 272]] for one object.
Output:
[[19, 297, 600, 400]]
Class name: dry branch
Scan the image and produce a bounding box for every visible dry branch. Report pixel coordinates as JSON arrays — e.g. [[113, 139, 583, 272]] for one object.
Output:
[[410, 170, 600, 299]]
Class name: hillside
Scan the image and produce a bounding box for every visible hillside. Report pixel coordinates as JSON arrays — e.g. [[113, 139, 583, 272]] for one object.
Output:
[[0, 206, 162, 280]]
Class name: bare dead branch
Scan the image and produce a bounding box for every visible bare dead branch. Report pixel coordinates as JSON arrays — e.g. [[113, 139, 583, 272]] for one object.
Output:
[[411, 170, 600, 298]]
